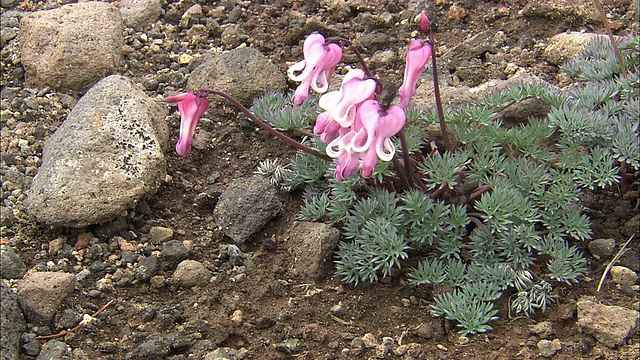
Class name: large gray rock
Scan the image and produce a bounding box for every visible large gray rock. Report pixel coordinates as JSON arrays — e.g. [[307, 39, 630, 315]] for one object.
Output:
[[36, 340, 71, 360], [543, 32, 600, 66], [18, 2, 124, 91], [0, 245, 26, 279], [187, 47, 287, 107], [119, 0, 163, 31], [577, 299, 639, 348], [17, 271, 76, 326], [520, 0, 600, 24], [287, 221, 340, 281], [440, 30, 502, 72], [213, 176, 282, 243], [27, 75, 168, 227], [1, 282, 26, 360]]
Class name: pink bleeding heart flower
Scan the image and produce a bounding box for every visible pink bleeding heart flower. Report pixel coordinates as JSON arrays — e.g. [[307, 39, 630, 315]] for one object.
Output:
[[358, 101, 407, 177], [325, 100, 406, 180], [335, 150, 361, 181], [326, 131, 361, 181], [318, 69, 377, 127], [288, 33, 343, 106], [165, 92, 209, 156], [398, 39, 432, 108]]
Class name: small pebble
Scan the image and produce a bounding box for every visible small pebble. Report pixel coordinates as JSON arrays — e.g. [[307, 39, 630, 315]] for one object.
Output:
[[588, 238, 615, 259], [362, 333, 378, 348], [610, 266, 638, 286], [394, 344, 409, 356], [86, 290, 102, 298], [275, 338, 300, 354], [230, 309, 243, 326], [537, 339, 560, 357], [330, 303, 343, 315], [49, 237, 65, 256], [232, 273, 246, 283], [75, 269, 91, 282], [375, 344, 388, 358], [75, 232, 92, 250], [117, 237, 135, 252], [148, 226, 173, 244], [382, 337, 394, 347], [414, 323, 434, 339]]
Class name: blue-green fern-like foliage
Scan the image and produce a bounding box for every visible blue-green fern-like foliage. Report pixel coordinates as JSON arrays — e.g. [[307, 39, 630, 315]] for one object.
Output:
[[253, 35, 639, 335]]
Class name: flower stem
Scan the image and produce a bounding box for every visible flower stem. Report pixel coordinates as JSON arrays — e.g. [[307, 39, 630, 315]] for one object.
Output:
[[593, 0, 627, 74], [398, 130, 415, 189], [328, 37, 375, 79], [199, 88, 331, 161], [425, 25, 452, 152]]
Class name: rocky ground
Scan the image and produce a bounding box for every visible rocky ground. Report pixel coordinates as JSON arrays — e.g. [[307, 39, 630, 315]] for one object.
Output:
[[1, 0, 639, 359]]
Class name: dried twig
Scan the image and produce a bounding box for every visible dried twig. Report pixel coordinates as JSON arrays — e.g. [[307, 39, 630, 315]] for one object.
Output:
[[330, 314, 354, 326], [597, 234, 635, 292], [35, 299, 114, 340]]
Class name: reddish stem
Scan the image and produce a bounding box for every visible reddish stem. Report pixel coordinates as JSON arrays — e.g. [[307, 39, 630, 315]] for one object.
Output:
[[198, 89, 331, 161], [425, 23, 452, 151], [593, 0, 627, 74], [398, 130, 416, 189], [328, 37, 375, 79]]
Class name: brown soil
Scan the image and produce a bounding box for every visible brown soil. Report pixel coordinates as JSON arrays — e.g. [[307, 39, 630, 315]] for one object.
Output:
[[3, 0, 639, 359]]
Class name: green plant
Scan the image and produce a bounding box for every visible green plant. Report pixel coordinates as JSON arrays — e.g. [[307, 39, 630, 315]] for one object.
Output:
[[251, 33, 638, 335], [430, 282, 500, 336]]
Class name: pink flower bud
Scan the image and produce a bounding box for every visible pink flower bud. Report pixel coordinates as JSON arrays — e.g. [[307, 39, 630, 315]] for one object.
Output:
[[420, 11, 430, 32]]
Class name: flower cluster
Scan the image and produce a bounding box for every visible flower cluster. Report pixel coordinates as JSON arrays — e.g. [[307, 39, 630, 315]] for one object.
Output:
[[288, 20, 432, 181], [164, 13, 433, 182], [313, 69, 407, 180]]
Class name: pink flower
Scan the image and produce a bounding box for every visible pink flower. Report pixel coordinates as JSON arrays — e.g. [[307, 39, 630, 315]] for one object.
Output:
[[398, 40, 432, 108], [313, 111, 342, 143], [318, 69, 377, 127], [325, 100, 406, 180], [291, 81, 310, 107], [331, 132, 362, 181], [287, 33, 343, 105], [165, 92, 209, 156], [358, 101, 406, 177]]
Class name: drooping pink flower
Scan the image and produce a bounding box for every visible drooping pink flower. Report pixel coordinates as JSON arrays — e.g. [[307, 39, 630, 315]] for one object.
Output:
[[318, 69, 377, 127], [357, 101, 406, 177], [324, 100, 406, 180], [165, 92, 209, 156], [287, 33, 343, 105], [398, 40, 432, 108], [331, 132, 362, 181], [370, 104, 406, 161], [291, 81, 310, 107]]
